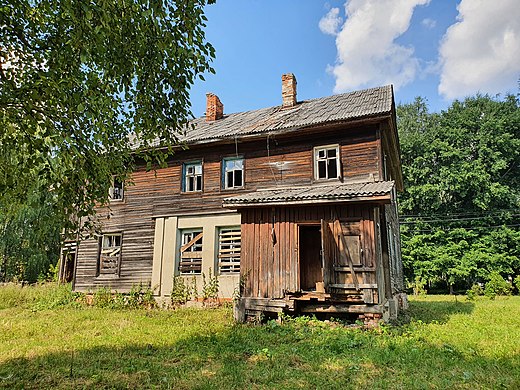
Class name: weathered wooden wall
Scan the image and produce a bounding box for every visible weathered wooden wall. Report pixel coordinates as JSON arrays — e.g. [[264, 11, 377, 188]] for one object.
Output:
[[74, 123, 383, 292], [240, 203, 384, 303]]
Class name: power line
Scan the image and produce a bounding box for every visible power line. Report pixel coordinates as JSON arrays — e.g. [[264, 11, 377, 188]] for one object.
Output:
[[400, 214, 520, 224], [402, 223, 520, 233]]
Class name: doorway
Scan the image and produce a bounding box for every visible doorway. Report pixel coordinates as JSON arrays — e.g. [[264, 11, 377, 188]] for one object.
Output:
[[299, 225, 323, 291]]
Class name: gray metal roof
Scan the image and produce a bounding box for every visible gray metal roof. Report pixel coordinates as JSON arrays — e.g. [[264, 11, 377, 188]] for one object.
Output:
[[223, 181, 395, 207], [143, 85, 393, 147]]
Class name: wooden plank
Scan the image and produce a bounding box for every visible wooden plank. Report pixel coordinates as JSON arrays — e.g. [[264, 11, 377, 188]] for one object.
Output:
[[299, 303, 383, 314], [180, 232, 203, 253], [329, 283, 378, 289], [334, 219, 359, 291]]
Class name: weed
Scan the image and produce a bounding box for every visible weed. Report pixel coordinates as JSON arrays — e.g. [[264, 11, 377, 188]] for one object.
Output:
[[202, 268, 219, 301], [171, 276, 192, 306]]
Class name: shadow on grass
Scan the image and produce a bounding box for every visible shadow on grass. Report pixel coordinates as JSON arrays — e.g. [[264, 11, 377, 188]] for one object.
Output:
[[407, 298, 475, 324], [1, 319, 518, 389]]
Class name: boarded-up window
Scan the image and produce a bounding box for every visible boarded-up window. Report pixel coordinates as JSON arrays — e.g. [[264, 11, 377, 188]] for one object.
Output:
[[99, 234, 122, 275], [179, 230, 203, 274], [218, 227, 241, 273]]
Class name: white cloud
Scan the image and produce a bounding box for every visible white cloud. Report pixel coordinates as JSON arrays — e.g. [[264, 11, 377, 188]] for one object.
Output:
[[319, 7, 343, 36], [439, 0, 520, 99], [421, 18, 436, 29], [322, 0, 429, 93]]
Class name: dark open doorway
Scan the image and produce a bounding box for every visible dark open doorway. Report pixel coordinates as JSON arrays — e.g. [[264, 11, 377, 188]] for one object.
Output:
[[299, 225, 323, 291]]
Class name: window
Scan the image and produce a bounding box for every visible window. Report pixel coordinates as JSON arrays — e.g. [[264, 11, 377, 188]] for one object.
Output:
[[179, 229, 203, 274], [223, 158, 244, 189], [314, 145, 340, 180], [183, 162, 202, 192], [109, 177, 124, 200], [218, 227, 241, 273], [98, 234, 122, 276]]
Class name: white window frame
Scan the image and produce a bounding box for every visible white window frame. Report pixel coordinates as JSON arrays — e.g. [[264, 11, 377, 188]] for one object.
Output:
[[109, 177, 124, 201], [217, 226, 241, 274], [183, 161, 203, 192], [98, 233, 122, 276], [223, 157, 244, 189], [314, 145, 341, 180], [178, 229, 203, 275]]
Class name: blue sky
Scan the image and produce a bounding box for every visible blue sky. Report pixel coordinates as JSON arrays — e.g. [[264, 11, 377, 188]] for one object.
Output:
[[189, 0, 520, 118]]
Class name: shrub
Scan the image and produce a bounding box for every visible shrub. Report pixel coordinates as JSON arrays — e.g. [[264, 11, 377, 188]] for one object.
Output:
[[514, 275, 520, 294], [484, 272, 512, 299], [466, 284, 484, 300]]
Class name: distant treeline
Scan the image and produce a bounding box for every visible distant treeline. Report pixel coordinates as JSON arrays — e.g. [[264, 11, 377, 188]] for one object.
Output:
[[397, 93, 520, 293]]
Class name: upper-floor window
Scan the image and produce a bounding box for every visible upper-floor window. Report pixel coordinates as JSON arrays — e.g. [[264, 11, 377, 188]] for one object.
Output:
[[183, 162, 202, 192], [223, 157, 244, 189], [314, 145, 340, 180], [109, 177, 124, 200], [98, 233, 122, 276]]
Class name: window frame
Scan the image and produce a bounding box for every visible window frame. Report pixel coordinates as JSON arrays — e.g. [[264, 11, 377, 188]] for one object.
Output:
[[109, 176, 124, 201], [217, 226, 241, 274], [97, 232, 123, 277], [313, 144, 341, 181], [222, 157, 245, 190], [178, 228, 203, 275], [182, 161, 203, 193]]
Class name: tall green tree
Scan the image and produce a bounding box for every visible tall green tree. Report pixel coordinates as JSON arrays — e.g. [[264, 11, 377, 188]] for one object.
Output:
[[0, 0, 215, 281], [398, 94, 520, 292]]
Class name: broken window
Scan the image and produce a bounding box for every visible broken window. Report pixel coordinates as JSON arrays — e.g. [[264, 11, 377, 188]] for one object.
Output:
[[183, 162, 203, 192], [98, 234, 122, 276], [109, 177, 124, 200], [314, 145, 340, 180], [223, 158, 244, 189], [179, 229, 203, 275], [218, 227, 241, 273]]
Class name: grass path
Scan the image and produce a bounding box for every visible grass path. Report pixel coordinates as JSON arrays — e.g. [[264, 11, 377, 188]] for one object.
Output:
[[1, 292, 519, 389]]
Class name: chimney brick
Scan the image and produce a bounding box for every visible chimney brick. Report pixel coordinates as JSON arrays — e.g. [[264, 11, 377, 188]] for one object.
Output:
[[206, 93, 224, 121], [282, 73, 297, 108]]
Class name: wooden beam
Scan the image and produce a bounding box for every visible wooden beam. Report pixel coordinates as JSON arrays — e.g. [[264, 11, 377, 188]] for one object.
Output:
[[329, 283, 378, 289], [299, 304, 383, 314]]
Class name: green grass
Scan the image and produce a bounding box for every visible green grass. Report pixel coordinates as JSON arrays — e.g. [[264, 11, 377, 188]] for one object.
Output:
[[1, 286, 519, 389]]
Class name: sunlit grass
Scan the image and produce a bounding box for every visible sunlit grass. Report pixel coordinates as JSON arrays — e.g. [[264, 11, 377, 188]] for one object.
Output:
[[1, 285, 519, 389]]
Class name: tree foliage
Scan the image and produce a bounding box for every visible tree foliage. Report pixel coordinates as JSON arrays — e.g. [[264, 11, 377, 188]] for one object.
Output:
[[0, 0, 215, 281], [398, 94, 520, 292]]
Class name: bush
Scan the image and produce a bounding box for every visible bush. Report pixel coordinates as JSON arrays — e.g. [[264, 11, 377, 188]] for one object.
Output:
[[514, 275, 520, 295], [484, 272, 512, 299], [466, 283, 484, 300]]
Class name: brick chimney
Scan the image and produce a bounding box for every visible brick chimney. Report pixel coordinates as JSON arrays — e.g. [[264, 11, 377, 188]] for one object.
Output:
[[282, 73, 297, 108], [206, 93, 224, 121]]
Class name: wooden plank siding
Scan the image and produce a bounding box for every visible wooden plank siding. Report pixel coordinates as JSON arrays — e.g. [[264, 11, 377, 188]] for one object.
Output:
[[74, 123, 383, 293], [239, 203, 386, 303]]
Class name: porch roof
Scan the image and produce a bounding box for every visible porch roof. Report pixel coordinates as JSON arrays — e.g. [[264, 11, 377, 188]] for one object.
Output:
[[222, 181, 395, 208]]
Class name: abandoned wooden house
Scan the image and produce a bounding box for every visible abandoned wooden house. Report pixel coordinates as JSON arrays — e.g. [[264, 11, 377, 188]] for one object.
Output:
[[63, 73, 407, 322]]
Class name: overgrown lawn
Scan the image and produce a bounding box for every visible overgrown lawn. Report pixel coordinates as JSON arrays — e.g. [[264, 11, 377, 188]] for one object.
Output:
[[1, 286, 519, 389]]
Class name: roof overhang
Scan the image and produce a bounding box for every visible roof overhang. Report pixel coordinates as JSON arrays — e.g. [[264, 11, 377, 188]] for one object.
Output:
[[223, 181, 395, 208]]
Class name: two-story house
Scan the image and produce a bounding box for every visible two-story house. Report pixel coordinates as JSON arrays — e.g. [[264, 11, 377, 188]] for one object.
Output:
[[64, 74, 406, 322]]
